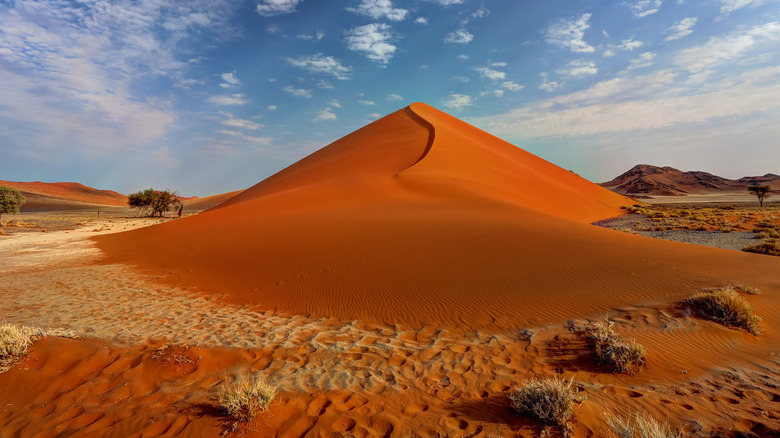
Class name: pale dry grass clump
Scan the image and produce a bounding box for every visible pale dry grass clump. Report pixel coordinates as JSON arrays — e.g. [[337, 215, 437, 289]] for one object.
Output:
[[510, 377, 580, 430], [685, 287, 761, 335], [217, 374, 278, 423], [0, 324, 76, 372], [606, 411, 684, 438], [586, 319, 646, 374], [742, 239, 780, 257]]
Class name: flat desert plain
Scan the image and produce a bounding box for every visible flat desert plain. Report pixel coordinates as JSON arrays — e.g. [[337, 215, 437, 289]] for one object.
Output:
[[2, 104, 780, 437]]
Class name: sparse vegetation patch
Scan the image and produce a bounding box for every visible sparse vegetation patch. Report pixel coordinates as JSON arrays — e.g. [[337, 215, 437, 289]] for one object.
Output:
[[742, 239, 780, 257], [217, 374, 277, 425], [606, 411, 684, 438], [685, 287, 761, 335], [510, 377, 581, 433], [586, 319, 646, 374], [0, 324, 76, 372]]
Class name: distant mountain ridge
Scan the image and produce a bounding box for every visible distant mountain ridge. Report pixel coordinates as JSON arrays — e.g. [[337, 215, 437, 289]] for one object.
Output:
[[600, 164, 780, 196]]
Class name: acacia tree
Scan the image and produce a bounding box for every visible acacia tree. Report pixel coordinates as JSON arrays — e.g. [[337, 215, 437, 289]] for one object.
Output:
[[748, 185, 772, 207], [0, 186, 24, 221], [128, 188, 182, 217]]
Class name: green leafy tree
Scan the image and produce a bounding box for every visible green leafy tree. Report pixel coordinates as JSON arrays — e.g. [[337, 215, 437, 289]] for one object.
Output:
[[747, 185, 772, 207], [128, 188, 182, 217], [0, 186, 24, 221]]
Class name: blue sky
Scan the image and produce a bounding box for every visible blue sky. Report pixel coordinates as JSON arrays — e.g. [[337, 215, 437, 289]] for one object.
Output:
[[1, 0, 779, 196]]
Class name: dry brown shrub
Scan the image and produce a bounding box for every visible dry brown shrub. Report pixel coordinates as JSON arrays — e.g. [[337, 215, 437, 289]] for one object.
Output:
[[685, 287, 761, 335], [217, 374, 277, 423], [606, 411, 684, 438], [511, 377, 581, 432], [586, 319, 646, 374]]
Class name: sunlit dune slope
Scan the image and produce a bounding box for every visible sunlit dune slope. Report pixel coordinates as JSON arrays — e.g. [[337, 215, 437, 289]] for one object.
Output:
[[95, 103, 780, 331], [0, 180, 127, 208]]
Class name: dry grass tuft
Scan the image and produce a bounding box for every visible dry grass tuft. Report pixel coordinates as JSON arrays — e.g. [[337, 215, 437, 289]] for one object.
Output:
[[510, 377, 580, 430], [742, 239, 780, 256], [606, 411, 684, 438], [586, 319, 646, 374], [217, 374, 277, 424], [685, 287, 761, 335], [0, 324, 75, 372]]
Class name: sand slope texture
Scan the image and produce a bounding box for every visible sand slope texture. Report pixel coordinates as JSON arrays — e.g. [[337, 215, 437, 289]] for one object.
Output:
[[95, 103, 780, 333]]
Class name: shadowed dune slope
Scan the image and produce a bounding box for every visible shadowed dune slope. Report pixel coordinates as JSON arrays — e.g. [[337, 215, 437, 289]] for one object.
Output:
[[95, 103, 780, 331]]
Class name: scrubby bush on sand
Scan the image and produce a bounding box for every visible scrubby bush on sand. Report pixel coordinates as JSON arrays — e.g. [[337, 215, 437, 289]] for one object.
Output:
[[510, 377, 580, 433], [0, 324, 75, 372], [685, 287, 761, 335], [586, 319, 646, 374], [606, 411, 684, 438], [217, 374, 277, 424], [742, 239, 780, 257]]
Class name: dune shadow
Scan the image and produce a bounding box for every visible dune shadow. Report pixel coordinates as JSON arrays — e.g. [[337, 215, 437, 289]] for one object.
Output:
[[544, 331, 606, 374], [448, 395, 561, 437]]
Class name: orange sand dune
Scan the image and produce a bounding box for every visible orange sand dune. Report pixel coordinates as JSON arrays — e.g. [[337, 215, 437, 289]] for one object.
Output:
[[1, 180, 128, 208], [182, 190, 243, 211], [95, 103, 780, 332]]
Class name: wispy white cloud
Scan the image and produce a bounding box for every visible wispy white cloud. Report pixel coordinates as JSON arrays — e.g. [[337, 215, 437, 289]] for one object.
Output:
[[665, 17, 697, 41], [539, 72, 563, 92], [619, 39, 643, 51], [358, 100, 376, 105], [297, 30, 325, 41], [415, 17, 429, 24], [557, 60, 598, 77], [545, 13, 595, 53], [287, 54, 352, 79], [219, 72, 241, 88], [443, 94, 473, 110], [444, 29, 474, 44], [347, 0, 408, 21], [329, 99, 342, 108], [476, 67, 506, 81], [0, 0, 237, 154], [719, 0, 761, 18], [387, 93, 404, 101], [625, 0, 663, 18], [257, 0, 303, 16], [674, 22, 780, 72], [476, 66, 780, 141], [625, 51, 656, 71], [502, 81, 524, 91], [345, 23, 396, 64], [283, 85, 313, 98], [219, 129, 272, 144], [313, 107, 337, 122], [207, 94, 250, 106], [220, 112, 263, 130]]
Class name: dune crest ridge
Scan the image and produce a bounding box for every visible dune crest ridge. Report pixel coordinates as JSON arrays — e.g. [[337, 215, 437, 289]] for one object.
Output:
[[95, 104, 780, 332]]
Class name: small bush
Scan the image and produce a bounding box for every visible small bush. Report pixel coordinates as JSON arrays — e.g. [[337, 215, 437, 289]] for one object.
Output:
[[685, 287, 761, 335], [606, 411, 684, 438], [217, 374, 277, 423], [586, 319, 646, 374], [510, 377, 580, 428], [742, 239, 779, 256], [0, 324, 39, 371]]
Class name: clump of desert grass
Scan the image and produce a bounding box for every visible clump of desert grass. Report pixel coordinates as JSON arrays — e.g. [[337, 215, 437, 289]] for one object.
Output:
[[0, 324, 76, 372], [606, 411, 684, 438], [684, 287, 761, 335], [510, 377, 582, 435], [216, 373, 277, 427], [586, 319, 646, 374], [742, 239, 779, 256]]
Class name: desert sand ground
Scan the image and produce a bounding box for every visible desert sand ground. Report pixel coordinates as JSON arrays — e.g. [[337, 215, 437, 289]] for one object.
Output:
[[2, 104, 780, 437], [2, 213, 780, 437]]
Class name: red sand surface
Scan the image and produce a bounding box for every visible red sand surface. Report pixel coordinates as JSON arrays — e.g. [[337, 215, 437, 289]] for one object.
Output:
[[95, 103, 780, 332], [0, 180, 127, 207]]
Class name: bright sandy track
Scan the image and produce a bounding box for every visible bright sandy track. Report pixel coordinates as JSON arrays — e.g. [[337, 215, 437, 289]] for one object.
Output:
[[2, 220, 780, 437]]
